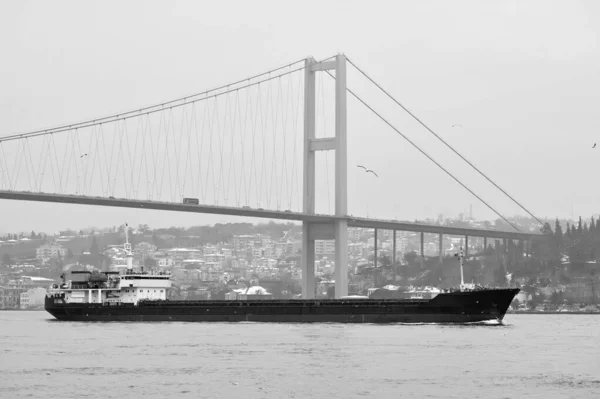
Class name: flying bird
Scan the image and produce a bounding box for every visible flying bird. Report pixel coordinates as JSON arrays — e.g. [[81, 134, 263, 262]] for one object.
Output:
[[80, 153, 89, 158], [452, 124, 463, 128], [593, 143, 596, 148], [357, 165, 379, 177]]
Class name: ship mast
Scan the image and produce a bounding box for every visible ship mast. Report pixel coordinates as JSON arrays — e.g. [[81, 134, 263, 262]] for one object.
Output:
[[124, 223, 133, 271]]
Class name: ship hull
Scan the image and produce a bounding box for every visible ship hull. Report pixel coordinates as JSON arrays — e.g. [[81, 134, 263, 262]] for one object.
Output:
[[45, 288, 519, 323]]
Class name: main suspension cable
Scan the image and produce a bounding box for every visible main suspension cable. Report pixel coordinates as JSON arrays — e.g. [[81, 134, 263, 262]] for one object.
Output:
[[0, 64, 306, 142], [346, 57, 542, 226], [2, 57, 309, 141], [325, 70, 520, 232]]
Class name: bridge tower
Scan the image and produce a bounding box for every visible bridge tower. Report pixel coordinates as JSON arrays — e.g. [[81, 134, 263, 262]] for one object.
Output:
[[302, 54, 348, 299]]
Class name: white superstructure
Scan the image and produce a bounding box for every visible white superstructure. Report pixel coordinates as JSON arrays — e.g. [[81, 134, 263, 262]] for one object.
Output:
[[47, 224, 171, 306], [48, 270, 172, 306]]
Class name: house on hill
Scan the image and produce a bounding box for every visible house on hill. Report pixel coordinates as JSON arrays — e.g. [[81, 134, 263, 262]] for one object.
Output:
[[36, 243, 66, 263]]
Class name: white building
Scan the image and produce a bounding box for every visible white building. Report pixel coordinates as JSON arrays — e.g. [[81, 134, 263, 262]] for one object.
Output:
[[166, 248, 203, 260], [134, 242, 157, 260], [36, 243, 67, 263], [158, 257, 176, 268], [204, 253, 225, 265], [20, 287, 47, 309], [232, 235, 256, 251], [315, 240, 335, 255]]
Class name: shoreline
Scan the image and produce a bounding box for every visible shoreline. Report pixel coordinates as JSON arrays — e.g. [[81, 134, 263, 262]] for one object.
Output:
[[507, 311, 600, 315]]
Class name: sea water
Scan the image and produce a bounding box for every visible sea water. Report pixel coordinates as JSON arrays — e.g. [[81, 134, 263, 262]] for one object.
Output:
[[0, 312, 598, 398]]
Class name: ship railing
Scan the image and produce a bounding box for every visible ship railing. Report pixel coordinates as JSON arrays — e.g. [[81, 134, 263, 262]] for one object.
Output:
[[137, 299, 429, 307]]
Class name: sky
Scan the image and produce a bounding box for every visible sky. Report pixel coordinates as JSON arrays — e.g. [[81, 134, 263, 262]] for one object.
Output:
[[0, 0, 599, 234]]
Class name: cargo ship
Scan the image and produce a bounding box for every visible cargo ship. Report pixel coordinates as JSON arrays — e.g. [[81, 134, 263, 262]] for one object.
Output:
[[45, 229, 518, 323], [45, 285, 518, 323]]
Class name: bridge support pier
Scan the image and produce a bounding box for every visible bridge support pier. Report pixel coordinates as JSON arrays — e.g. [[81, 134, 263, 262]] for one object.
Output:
[[374, 228, 378, 268], [439, 233, 443, 265], [335, 220, 348, 297], [392, 230, 397, 265], [301, 224, 316, 299], [420, 232, 424, 268], [301, 54, 348, 299]]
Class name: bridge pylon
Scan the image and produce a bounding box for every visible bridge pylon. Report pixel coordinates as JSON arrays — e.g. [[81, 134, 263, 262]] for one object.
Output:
[[301, 54, 348, 299]]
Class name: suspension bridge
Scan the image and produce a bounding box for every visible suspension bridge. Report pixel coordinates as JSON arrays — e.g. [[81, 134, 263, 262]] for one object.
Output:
[[0, 54, 541, 298]]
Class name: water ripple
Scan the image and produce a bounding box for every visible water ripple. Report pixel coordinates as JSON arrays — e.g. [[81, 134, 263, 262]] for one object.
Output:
[[0, 312, 599, 399]]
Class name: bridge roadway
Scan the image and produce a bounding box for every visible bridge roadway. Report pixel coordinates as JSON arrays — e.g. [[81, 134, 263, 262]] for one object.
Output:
[[0, 190, 539, 240]]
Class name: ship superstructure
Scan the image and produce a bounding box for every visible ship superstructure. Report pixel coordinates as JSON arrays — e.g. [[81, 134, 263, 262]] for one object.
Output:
[[48, 224, 171, 306]]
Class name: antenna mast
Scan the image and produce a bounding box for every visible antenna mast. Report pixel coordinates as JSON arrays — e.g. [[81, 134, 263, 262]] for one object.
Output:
[[124, 223, 133, 271]]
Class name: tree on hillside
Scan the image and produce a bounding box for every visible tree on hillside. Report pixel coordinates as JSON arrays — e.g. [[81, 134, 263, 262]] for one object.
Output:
[[510, 299, 520, 310], [89, 236, 99, 256], [378, 254, 392, 268], [540, 222, 553, 235], [554, 219, 563, 239], [404, 251, 418, 265], [552, 219, 564, 259], [550, 290, 564, 305], [30, 231, 36, 239], [2, 254, 11, 265]]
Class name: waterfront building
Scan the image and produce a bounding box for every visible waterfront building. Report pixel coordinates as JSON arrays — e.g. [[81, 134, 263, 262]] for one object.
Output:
[[36, 243, 67, 263], [19, 287, 47, 309]]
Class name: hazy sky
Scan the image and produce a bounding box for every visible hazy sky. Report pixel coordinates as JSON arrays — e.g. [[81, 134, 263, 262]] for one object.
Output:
[[1, 0, 599, 234]]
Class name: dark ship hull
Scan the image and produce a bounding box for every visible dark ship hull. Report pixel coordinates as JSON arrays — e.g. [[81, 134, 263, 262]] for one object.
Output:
[[45, 288, 519, 323]]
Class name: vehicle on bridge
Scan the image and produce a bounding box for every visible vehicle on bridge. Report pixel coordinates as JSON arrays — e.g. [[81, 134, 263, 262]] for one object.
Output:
[[182, 197, 199, 205]]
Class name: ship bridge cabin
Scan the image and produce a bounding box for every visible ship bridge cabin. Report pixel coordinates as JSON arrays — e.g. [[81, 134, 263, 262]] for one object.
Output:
[[48, 270, 172, 306]]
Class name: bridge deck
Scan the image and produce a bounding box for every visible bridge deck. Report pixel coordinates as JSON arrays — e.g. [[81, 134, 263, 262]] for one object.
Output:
[[0, 190, 539, 240]]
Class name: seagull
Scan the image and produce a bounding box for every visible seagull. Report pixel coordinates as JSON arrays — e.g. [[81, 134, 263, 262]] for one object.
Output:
[[357, 165, 378, 177], [452, 124, 463, 128]]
